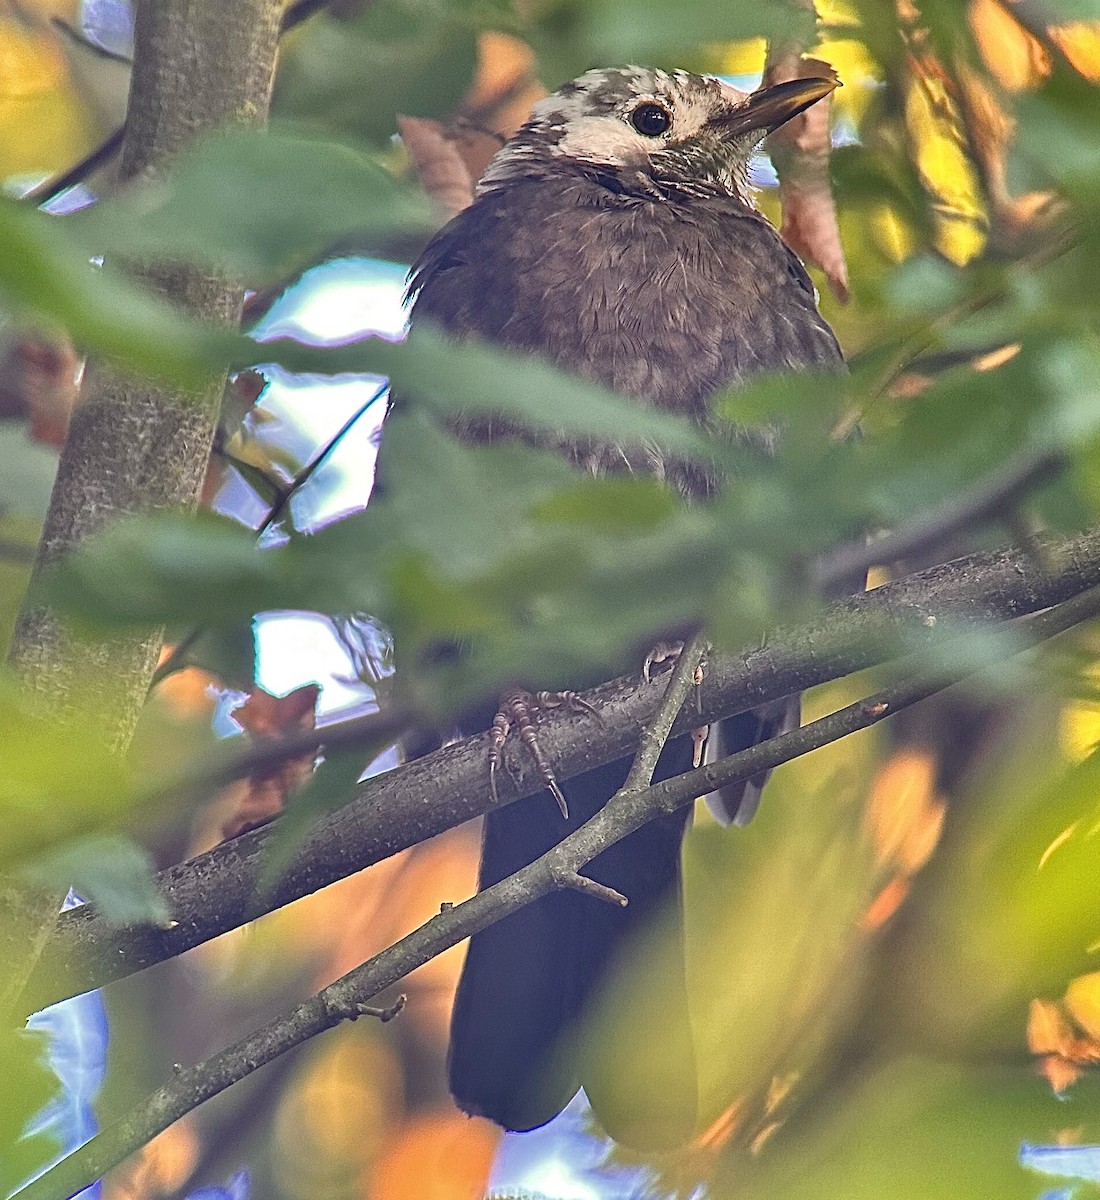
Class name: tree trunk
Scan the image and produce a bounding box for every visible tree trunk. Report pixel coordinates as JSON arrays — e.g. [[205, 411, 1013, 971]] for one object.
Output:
[[1, 0, 285, 1013]]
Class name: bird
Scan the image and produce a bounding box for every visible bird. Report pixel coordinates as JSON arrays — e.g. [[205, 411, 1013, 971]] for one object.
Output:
[[399, 65, 843, 1147]]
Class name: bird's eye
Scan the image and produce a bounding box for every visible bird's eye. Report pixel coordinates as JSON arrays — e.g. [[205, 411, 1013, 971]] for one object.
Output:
[[630, 102, 672, 137]]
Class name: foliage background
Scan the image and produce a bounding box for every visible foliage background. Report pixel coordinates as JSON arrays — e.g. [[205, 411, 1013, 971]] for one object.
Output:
[[5, 0, 1100, 1197]]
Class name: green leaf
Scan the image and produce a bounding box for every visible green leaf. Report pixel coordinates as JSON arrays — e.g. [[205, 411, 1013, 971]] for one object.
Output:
[[1017, 66, 1100, 200], [579, 0, 813, 65], [24, 835, 170, 928], [162, 622, 257, 691], [0, 426, 57, 520], [531, 475, 679, 532], [0, 514, 39, 660], [72, 128, 433, 283], [0, 678, 133, 866], [275, 0, 487, 141], [40, 510, 281, 629], [0, 197, 239, 386], [726, 1057, 1100, 1200], [270, 325, 712, 460], [0, 1025, 56, 1198]]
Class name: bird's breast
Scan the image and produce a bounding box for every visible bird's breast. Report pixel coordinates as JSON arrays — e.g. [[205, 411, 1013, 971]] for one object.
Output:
[[409, 176, 840, 490]]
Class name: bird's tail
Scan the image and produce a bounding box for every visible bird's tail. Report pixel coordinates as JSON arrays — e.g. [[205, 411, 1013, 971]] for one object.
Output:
[[448, 740, 697, 1148]]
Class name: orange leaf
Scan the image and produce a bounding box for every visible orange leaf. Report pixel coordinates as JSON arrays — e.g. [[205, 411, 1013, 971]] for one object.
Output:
[[1028, 998, 1075, 1056], [1065, 972, 1100, 1043], [861, 877, 911, 931], [864, 748, 944, 874], [1039, 1054, 1082, 1095], [221, 683, 321, 840], [369, 1110, 500, 1200], [1050, 22, 1100, 84], [969, 0, 1050, 91]]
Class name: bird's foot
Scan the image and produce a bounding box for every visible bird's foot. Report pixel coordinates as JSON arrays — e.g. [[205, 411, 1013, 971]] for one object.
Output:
[[642, 640, 684, 683], [488, 687, 600, 818], [642, 640, 708, 687], [643, 641, 710, 764]]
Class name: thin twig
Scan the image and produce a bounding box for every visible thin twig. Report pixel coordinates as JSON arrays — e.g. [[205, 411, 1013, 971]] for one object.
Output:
[[558, 871, 628, 907], [148, 626, 203, 690], [21, 525, 1100, 1016], [51, 17, 133, 63], [255, 381, 388, 536], [813, 447, 1064, 590], [23, 0, 339, 209], [622, 630, 709, 796], [21, 127, 126, 207], [150, 380, 388, 692], [18, 582, 1100, 1200]]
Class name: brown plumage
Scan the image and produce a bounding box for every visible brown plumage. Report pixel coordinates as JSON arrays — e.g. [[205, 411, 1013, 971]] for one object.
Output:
[[402, 65, 842, 1147]]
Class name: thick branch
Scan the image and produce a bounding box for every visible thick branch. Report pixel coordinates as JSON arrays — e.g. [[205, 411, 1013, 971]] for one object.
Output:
[[2, 0, 283, 1016], [7, 0, 283, 745], [17, 582, 1100, 1200], [19, 527, 1100, 1016]]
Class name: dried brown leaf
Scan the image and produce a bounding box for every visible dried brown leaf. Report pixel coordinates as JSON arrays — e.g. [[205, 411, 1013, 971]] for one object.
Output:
[[763, 49, 849, 303], [397, 115, 476, 220], [0, 334, 83, 446], [220, 682, 321, 841]]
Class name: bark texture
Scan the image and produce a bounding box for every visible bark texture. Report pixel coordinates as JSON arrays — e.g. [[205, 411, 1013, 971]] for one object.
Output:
[[7, 0, 283, 748], [2, 0, 284, 1014]]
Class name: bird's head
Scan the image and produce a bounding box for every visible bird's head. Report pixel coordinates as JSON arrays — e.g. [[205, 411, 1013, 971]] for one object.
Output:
[[479, 65, 837, 203]]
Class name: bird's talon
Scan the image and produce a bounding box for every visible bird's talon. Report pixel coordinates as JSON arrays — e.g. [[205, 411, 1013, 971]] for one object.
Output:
[[691, 724, 709, 768], [643, 639, 686, 683], [548, 779, 570, 820], [490, 688, 582, 818]]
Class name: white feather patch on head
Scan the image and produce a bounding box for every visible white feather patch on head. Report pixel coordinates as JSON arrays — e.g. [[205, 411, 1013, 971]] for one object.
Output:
[[478, 66, 762, 199]]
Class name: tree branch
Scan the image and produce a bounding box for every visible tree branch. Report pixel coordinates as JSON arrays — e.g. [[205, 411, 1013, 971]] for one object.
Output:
[[813, 447, 1064, 590], [622, 630, 709, 795], [2, 0, 284, 1015], [23, 0, 338, 210], [17, 580, 1100, 1200], [18, 526, 1100, 1017]]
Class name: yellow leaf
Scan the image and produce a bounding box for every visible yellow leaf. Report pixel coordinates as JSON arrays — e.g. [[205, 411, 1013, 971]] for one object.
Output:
[[1065, 970, 1100, 1042], [969, 0, 1050, 91], [0, 17, 95, 178], [904, 71, 987, 263], [1063, 662, 1100, 760], [1050, 22, 1100, 84], [1028, 997, 1074, 1056], [710, 39, 766, 76], [0, 20, 66, 99], [870, 202, 916, 261]]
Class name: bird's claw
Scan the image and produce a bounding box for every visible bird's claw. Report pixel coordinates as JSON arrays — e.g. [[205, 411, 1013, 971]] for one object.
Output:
[[643, 641, 708, 712], [691, 724, 710, 768], [642, 640, 685, 684], [488, 688, 600, 818]]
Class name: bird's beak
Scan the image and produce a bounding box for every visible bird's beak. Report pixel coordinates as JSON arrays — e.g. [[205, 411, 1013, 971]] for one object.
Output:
[[711, 76, 838, 139]]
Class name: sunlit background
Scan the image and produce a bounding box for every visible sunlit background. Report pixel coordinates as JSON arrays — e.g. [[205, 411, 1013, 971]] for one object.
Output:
[[7, 0, 1100, 1197]]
